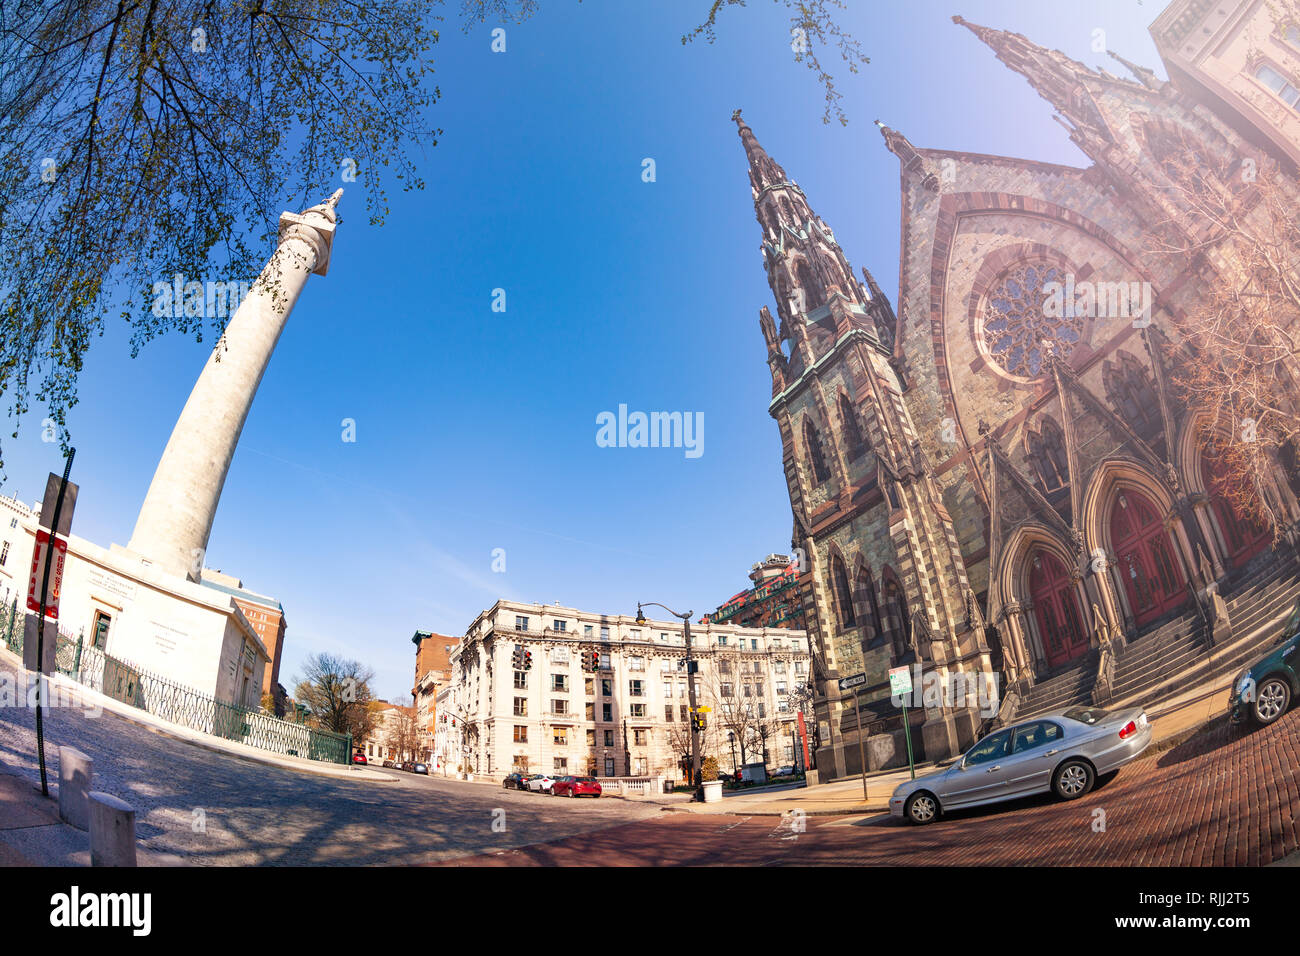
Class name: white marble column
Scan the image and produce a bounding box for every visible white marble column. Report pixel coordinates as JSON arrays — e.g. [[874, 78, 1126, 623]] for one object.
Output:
[[128, 191, 342, 580]]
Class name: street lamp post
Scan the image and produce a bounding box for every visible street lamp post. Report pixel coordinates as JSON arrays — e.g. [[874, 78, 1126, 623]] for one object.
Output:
[[637, 602, 703, 801], [728, 731, 738, 776]]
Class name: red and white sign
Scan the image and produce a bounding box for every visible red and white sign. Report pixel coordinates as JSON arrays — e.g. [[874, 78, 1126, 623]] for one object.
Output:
[[26, 529, 68, 620]]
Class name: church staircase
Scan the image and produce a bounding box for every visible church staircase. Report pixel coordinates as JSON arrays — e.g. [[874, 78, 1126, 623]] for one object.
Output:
[[1015, 549, 1300, 720]]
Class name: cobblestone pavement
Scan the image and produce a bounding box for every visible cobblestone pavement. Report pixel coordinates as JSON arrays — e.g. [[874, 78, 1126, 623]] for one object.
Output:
[[442, 706, 1300, 866], [0, 661, 659, 865]]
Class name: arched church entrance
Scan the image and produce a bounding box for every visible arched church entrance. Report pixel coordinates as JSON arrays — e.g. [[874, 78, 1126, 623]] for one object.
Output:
[[1109, 489, 1188, 629], [1027, 549, 1089, 668], [1201, 449, 1271, 571]]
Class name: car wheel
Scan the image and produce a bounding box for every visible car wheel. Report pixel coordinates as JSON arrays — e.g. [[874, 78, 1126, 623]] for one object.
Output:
[[1253, 677, 1292, 725], [904, 791, 939, 825], [1053, 759, 1095, 800]]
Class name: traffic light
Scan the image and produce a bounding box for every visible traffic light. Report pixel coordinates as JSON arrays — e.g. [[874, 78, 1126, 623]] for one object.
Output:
[[523, 650, 533, 671], [511, 646, 523, 669]]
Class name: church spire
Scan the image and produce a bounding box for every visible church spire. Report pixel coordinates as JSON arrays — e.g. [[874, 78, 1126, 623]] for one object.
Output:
[[733, 108, 789, 194], [951, 15, 1109, 134]]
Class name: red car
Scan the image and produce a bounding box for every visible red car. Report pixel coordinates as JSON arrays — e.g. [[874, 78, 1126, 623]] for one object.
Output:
[[352, 751, 368, 765], [552, 775, 602, 798]]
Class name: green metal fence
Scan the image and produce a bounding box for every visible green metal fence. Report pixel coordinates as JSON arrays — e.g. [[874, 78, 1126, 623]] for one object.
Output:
[[76, 644, 351, 765], [1, 601, 83, 677], [2, 600, 17, 655]]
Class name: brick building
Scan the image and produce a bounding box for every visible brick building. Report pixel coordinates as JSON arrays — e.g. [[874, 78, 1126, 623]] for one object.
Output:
[[202, 570, 289, 715], [704, 554, 807, 630], [412, 630, 459, 761], [738, 8, 1300, 778]]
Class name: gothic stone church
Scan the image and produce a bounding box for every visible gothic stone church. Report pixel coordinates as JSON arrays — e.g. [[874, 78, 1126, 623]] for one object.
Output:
[[739, 17, 1300, 777]]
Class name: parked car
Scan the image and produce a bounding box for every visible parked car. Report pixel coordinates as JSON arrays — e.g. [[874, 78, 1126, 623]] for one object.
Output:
[[552, 775, 602, 798], [773, 765, 796, 777], [1231, 597, 1300, 727], [503, 772, 529, 790], [890, 705, 1153, 825], [526, 773, 556, 793], [382, 760, 396, 769], [413, 762, 429, 775], [352, 751, 367, 765], [400, 762, 415, 773]]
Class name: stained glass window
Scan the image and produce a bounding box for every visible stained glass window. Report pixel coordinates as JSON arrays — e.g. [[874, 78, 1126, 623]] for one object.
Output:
[[982, 262, 1081, 378]]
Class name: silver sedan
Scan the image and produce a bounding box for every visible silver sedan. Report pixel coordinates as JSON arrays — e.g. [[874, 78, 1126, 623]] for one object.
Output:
[[890, 705, 1153, 825]]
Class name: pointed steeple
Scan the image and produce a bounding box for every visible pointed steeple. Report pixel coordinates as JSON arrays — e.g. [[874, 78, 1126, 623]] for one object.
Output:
[[1107, 50, 1164, 91], [733, 108, 789, 194], [951, 15, 1109, 134], [875, 120, 940, 192]]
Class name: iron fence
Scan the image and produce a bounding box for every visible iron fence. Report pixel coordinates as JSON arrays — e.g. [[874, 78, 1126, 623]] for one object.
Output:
[[76, 644, 351, 765], [1, 601, 83, 676]]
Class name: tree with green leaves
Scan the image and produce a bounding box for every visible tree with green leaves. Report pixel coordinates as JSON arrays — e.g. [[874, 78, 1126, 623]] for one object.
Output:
[[0, 0, 865, 473]]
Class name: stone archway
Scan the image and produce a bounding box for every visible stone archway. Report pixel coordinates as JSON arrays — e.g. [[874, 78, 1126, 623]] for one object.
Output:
[[1200, 448, 1272, 572], [994, 525, 1091, 680]]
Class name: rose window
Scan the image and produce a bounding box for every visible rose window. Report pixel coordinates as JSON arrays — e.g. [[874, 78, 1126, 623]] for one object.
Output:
[[981, 262, 1082, 379]]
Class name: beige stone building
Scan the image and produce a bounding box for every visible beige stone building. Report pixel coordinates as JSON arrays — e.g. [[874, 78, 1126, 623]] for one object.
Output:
[[1151, 0, 1300, 170], [442, 600, 812, 779]]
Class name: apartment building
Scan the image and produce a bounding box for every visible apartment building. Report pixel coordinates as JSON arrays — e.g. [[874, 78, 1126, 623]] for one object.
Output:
[[444, 599, 812, 779]]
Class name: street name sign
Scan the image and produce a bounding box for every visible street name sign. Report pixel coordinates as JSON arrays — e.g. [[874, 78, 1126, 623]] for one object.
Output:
[[837, 672, 867, 692]]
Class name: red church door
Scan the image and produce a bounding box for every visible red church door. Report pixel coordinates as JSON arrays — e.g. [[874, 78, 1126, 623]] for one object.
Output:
[[1028, 550, 1090, 668], [1201, 451, 1271, 570], [1109, 490, 1188, 629]]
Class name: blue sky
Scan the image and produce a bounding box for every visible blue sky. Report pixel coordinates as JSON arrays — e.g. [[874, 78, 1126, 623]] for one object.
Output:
[[1, 1, 1162, 700]]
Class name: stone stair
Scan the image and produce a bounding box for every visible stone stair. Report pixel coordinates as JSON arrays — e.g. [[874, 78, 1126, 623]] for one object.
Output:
[[1016, 548, 1300, 719]]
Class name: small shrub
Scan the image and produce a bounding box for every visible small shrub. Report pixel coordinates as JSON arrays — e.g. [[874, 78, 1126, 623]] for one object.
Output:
[[701, 756, 719, 781]]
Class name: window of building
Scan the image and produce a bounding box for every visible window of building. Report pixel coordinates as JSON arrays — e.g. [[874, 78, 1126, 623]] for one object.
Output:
[[551, 674, 568, 692], [633, 757, 647, 776], [553, 757, 568, 772], [795, 661, 806, 674], [602, 703, 613, 721], [751, 638, 759, 650], [776, 681, 788, 695], [515, 615, 529, 631], [600, 626, 610, 641], [629, 629, 641, 641], [719, 659, 732, 675], [659, 632, 670, 642], [585, 678, 594, 697], [551, 699, 568, 715], [585, 702, 595, 720], [513, 697, 527, 716], [633, 729, 647, 746], [720, 682, 733, 697], [514, 671, 527, 689], [604, 730, 615, 747], [839, 392, 869, 460], [1028, 417, 1070, 494], [600, 678, 612, 697], [584, 624, 594, 638], [779, 699, 790, 713], [91, 610, 112, 651], [803, 416, 832, 483], [513, 725, 528, 743], [1256, 62, 1300, 109], [630, 703, 646, 717], [629, 680, 643, 696], [752, 661, 762, 674], [0, 541, 8, 566], [679, 704, 689, 722], [629, 656, 644, 671], [663, 681, 673, 698], [7, 517, 15, 528], [553, 728, 568, 746], [758, 702, 766, 718], [718, 636, 728, 647], [664, 705, 674, 721], [775, 660, 787, 674], [599, 652, 611, 670], [553, 619, 566, 632], [677, 681, 687, 698], [743, 683, 753, 697]]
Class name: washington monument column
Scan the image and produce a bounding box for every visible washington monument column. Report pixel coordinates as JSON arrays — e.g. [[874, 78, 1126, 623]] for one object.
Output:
[[128, 190, 343, 581]]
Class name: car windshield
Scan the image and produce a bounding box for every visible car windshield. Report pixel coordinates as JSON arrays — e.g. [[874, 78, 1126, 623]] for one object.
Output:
[[1063, 706, 1109, 725]]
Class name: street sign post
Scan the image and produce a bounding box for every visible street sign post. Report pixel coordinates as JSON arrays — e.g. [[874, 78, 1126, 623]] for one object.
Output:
[[33, 454, 76, 797], [890, 665, 917, 781], [837, 673, 870, 800]]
